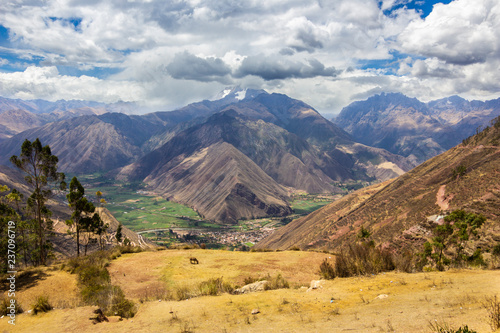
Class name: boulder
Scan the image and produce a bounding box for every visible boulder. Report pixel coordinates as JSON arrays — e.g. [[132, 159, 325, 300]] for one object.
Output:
[[234, 280, 268, 294]]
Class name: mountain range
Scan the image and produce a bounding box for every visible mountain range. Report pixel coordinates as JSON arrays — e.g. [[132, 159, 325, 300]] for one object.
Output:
[[1, 89, 499, 224], [0, 88, 416, 223], [0, 97, 138, 141], [334, 92, 500, 163]]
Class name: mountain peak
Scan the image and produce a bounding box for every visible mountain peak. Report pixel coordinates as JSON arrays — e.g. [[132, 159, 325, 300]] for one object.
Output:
[[213, 87, 267, 102]]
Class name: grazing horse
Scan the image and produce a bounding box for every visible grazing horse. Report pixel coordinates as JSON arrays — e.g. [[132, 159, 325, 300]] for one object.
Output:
[[190, 257, 199, 264]]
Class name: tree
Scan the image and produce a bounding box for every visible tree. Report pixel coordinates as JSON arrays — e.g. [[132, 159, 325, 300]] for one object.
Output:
[[66, 177, 97, 257], [5, 188, 31, 266], [94, 213, 109, 251], [116, 223, 123, 244], [423, 210, 486, 270], [96, 191, 107, 206], [10, 138, 66, 265], [0, 185, 19, 273]]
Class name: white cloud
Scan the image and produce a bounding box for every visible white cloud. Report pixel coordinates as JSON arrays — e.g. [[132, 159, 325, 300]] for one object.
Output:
[[0, 0, 499, 114], [399, 0, 500, 65], [0, 66, 146, 102]]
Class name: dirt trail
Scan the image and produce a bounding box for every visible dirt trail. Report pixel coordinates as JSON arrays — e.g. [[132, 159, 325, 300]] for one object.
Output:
[[436, 184, 453, 210]]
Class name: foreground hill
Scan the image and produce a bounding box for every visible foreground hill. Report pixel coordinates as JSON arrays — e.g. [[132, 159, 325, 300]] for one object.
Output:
[[257, 116, 500, 251], [1, 249, 498, 332], [335, 93, 500, 163]]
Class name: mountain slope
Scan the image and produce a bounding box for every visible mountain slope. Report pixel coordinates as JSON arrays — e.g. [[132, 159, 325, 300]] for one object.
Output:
[[119, 111, 339, 222], [0, 113, 164, 173], [334, 93, 500, 163], [257, 116, 500, 251]]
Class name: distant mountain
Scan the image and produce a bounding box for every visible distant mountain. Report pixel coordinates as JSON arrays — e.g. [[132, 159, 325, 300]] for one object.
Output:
[[118, 110, 329, 222], [0, 113, 165, 173], [334, 93, 500, 163], [256, 116, 500, 252], [0, 96, 139, 141]]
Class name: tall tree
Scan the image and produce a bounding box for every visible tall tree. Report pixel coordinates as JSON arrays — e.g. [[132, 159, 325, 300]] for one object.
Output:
[[10, 138, 66, 265], [66, 177, 98, 257], [0, 185, 19, 273], [116, 223, 123, 245]]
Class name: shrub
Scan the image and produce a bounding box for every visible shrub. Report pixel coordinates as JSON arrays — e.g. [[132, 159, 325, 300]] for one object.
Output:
[[243, 276, 263, 285], [393, 250, 414, 273], [334, 243, 395, 278], [174, 285, 195, 301], [484, 295, 500, 331], [318, 259, 335, 279], [32, 295, 52, 315], [264, 274, 290, 290], [428, 321, 477, 333], [468, 249, 486, 267], [67, 249, 136, 318], [0, 296, 23, 316], [198, 277, 234, 296], [492, 244, 500, 257], [109, 289, 137, 318]]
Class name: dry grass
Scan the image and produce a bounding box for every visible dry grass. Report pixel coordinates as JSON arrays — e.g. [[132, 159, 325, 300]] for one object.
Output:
[[1, 250, 500, 332], [107, 249, 328, 299], [1, 267, 80, 311]]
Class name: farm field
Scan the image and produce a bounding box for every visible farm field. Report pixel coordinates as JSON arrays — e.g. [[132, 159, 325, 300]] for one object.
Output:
[[1, 249, 499, 332]]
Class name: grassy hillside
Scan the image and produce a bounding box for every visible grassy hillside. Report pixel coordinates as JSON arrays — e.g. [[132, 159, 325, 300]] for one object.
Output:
[[1, 249, 499, 332]]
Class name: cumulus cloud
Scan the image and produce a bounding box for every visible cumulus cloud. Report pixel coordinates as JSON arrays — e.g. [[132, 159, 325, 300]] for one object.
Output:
[[0, 0, 499, 114], [166, 51, 232, 83], [399, 0, 500, 65], [0, 66, 146, 102], [235, 55, 339, 81]]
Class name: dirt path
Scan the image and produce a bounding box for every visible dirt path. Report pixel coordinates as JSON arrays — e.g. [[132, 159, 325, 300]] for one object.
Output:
[[436, 184, 453, 210]]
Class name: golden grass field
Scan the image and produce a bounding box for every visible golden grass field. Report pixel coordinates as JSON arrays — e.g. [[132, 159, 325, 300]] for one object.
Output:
[[1, 249, 500, 332]]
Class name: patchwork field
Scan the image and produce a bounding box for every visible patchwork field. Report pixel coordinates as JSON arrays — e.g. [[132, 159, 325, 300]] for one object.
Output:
[[1, 249, 499, 332]]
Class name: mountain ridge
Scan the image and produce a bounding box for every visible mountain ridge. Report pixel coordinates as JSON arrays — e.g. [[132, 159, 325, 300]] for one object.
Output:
[[256, 116, 500, 252]]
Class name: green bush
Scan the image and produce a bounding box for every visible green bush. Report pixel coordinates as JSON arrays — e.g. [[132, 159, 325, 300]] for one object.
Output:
[[334, 243, 395, 278], [32, 295, 52, 315], [66, 248, 137, 318]]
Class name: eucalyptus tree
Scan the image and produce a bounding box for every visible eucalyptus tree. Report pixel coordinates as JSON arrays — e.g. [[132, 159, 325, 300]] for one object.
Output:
[[10, 138, 66, 265]]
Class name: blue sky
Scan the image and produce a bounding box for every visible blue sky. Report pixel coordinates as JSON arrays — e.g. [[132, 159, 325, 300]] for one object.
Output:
[[0, 0, 498, 114]]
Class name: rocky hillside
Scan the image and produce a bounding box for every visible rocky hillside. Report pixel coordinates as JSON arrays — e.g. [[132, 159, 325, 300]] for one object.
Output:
[[257, 116, 500, 252]]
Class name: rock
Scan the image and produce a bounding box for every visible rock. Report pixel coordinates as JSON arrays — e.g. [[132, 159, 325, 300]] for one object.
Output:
[[251, 309, 260, 315], [306, 280, 324, 292], [374, 294, 388, 300], [235, 280, 268, 294]]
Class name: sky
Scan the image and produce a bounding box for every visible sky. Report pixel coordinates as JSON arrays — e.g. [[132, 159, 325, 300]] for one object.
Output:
[[0, 0, 499, 115]]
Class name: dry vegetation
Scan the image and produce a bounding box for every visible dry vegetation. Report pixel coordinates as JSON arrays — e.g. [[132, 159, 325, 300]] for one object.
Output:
[[1, 249, 500, 332]]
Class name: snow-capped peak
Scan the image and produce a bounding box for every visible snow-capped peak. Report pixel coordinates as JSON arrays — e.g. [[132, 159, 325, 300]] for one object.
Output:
[[212, 86, 267, 102]]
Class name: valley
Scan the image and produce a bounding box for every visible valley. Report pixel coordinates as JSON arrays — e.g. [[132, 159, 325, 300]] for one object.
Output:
[[76, 172, 341, 248]]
